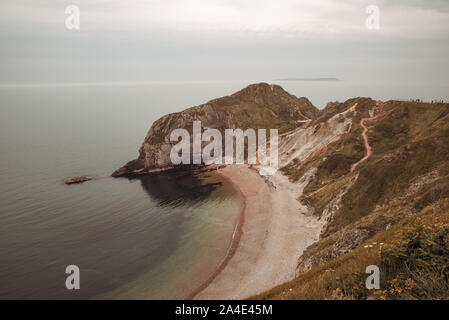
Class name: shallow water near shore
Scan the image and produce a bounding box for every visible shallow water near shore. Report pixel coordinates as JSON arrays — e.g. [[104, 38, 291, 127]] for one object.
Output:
[[0, 84, 245, 299]]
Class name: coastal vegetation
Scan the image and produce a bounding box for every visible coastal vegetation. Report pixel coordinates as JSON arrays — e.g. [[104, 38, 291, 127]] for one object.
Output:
[[252, 199, 449, 300], [255, 98, 449, 300]]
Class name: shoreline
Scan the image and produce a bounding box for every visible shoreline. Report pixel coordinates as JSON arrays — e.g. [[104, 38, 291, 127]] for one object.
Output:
[[185, 168, 247, 300], [189, 165, 323, 300]]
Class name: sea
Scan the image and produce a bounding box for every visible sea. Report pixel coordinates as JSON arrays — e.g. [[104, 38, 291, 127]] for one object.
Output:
[[0, 80, 447, 299]]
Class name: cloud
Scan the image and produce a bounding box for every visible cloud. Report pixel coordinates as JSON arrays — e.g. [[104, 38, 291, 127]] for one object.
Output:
[[0, 0, 448, 85]]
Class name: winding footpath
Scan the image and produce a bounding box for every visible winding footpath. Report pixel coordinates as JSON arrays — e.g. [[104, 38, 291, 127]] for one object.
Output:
[[350, 101, 384, 172]]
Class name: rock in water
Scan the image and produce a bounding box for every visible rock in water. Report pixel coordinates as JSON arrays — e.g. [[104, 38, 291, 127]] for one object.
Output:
[[64, 176, 92, 185]]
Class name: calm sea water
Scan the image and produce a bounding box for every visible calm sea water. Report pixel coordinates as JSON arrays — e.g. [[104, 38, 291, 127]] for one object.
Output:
[[0, 80, 447, 299], [0, 83, 248, 299]]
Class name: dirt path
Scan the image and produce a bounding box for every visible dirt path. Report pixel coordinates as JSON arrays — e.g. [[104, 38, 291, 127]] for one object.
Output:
[[350, 101, 384, 172]]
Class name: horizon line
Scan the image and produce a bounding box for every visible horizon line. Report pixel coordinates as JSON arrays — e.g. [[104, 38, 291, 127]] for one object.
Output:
[[0, 80, 261, 89], [0, 78, 345, 89]]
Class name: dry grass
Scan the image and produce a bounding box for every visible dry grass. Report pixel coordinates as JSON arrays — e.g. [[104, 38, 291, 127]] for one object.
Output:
[[252, 100, 449, 300], [251, 199, 449, 300]]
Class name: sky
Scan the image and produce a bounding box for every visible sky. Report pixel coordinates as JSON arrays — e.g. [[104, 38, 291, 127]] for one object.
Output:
[[0, 0, 448, 86]]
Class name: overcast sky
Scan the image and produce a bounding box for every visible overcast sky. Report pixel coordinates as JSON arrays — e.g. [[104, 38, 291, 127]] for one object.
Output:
[[0, 0, 448, 85]]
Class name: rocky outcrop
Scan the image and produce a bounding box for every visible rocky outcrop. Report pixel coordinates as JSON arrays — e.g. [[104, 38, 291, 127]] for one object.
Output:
[[113, 83, 319, 177], [64, 176, 92, 184]]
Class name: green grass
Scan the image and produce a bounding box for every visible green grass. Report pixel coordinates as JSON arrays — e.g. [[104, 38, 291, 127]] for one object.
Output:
[[323, 101, 449, 235], [251, 199, 449, 300], [252, 100, 449, 300]]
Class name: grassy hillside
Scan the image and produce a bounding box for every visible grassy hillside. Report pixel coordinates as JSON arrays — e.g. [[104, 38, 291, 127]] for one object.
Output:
[[210, 83, 320, 134], [268, 99, 449, 300], [252, 199, 449, 300], [326, 101, 449, 235]]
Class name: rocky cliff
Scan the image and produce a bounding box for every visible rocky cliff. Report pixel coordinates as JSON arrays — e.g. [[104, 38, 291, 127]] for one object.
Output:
[[112, 82, 449, 299], [112, 83, 320, 177]]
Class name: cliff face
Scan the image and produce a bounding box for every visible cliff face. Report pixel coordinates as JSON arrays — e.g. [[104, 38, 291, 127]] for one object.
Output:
[[112, 83, 319, 177]]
